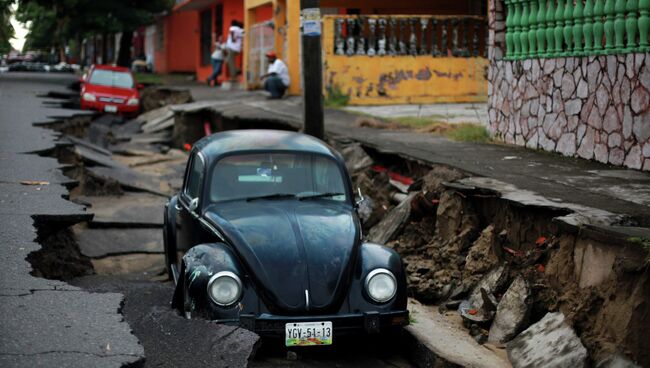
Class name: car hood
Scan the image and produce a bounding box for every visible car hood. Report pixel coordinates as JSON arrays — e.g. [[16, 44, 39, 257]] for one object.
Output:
[[204, 200, 360, 314], [84, 83, 136, 98]]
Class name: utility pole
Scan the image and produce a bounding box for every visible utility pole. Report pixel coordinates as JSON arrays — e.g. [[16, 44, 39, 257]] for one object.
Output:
[[300, 0, 324, 139]]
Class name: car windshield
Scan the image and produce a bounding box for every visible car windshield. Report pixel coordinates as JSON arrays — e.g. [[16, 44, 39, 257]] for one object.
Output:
[[89, 69, 134, 88], [210, 153, 348, 203]]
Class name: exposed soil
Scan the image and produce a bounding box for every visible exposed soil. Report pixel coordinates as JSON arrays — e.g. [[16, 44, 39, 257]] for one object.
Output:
[[27, 227, 94, 281]]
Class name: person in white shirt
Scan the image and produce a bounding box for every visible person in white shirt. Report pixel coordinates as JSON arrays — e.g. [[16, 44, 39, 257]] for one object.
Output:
[[207, 35, 224, 87], [261, 51, 290, 99], [225, 20, 244, 83]]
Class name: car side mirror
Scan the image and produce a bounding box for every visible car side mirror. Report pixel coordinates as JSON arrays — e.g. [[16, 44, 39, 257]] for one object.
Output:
[[137, 83, 144, 89], [354, 187, 365, 208], [189, 198, 199, 212]]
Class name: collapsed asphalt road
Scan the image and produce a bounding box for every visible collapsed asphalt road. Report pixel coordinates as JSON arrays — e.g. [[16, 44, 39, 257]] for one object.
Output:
[[0, 73, 144, 367], [1, 72, 416, 367]]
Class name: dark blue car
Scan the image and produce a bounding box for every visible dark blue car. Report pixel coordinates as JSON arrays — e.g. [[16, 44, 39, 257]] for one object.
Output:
[[163, 129, 408, 346]]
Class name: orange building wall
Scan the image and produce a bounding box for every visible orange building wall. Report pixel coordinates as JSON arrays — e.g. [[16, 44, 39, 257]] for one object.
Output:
[[253, 4, 273, 21], [195, 0, 245, 82], [155, 11, 199, 73]]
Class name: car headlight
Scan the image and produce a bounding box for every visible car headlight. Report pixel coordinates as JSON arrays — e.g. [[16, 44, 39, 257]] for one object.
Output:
[[365, 268, 397, 303], [207, 271, 242, 306], [126, 97, 139, 106], [82, 92, 96, 102]]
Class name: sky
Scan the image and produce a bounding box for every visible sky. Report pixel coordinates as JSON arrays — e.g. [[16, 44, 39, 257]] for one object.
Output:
[[9, 4, 28, 51]]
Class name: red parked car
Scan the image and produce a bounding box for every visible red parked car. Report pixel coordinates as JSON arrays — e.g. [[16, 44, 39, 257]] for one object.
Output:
[[80, 65, 142, 116]]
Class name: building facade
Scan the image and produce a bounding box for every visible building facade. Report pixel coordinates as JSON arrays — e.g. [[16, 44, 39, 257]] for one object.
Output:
[[243, 0, 488, 103], [487, 0, 650, 170]]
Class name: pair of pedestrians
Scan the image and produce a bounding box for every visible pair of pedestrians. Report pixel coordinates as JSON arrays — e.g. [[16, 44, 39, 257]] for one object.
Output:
[[207, 20, 244, 87]]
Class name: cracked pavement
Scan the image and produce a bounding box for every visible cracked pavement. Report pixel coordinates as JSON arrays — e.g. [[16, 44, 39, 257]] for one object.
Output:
[[0, 72, 145, 367]]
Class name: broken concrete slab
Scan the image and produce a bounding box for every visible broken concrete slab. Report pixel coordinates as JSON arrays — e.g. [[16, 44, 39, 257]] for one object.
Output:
[[136, 105, 172, 124], [459, 265, 509, 323], [405, 299, 510, 368], [65, 135, 112, 156], [507, 312, 587, 368], [76, 193, 166, 227], [91, 254, 165, 275], [75, 227, 163, 258], [367, 193, 416, 244], [340, 143, 374, 173], [87, 165, 172, 197], [71, 276, 260, 367], [112, 148, 187, 168], [596, 354, 642, 368], [129, 131, 172, 145], [73, 145, 127, 169], [489, 276, 531, 344], [464, 225, 500, 278]]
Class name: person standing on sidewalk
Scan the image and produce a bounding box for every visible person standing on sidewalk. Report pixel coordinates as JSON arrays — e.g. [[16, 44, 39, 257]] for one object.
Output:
[[225, 20, 244, 84], [206, 35, 225, 87], [261, 51, 290, 99]]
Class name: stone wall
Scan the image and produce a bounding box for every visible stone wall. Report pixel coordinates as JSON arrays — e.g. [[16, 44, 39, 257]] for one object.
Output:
[[487, 0, 650, 171]]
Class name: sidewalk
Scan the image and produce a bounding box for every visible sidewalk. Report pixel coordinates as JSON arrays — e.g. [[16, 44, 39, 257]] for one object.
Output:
[[175, 84, 650, 232]]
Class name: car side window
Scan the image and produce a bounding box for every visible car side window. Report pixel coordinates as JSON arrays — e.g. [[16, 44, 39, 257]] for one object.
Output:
[[184, 154, 205, 200]]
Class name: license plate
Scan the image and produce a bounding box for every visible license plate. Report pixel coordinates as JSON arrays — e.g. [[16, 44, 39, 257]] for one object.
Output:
[[285, 321, 333, 346], [104, 105, 117, 113]]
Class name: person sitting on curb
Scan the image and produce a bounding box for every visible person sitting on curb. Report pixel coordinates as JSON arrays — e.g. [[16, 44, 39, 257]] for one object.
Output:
[[261, 51, 290, 99]]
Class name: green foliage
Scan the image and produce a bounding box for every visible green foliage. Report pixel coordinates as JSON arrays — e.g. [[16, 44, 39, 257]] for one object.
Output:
[[133, 72, 163, 85], [446, 124, 492, 143], [0, 0, 14, 53], [325, 84, 350, 107], [15, 0, 174, 52]]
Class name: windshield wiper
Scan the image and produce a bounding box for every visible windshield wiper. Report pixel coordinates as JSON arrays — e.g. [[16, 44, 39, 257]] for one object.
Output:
[[245, 193, 297, 202], [298, 192, 345, 201]]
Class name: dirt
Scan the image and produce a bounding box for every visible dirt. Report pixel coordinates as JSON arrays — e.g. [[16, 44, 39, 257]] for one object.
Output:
[[140, 87, 192, 112], [544, 234, 650, 365], [351, 149, 650, 366], [27, 227, 95, 281]]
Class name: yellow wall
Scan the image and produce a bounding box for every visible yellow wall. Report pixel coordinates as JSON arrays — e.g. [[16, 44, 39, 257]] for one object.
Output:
[[244, 3, 488, 103], [322, 15, 488, 105], [243, 0, 301, 95]]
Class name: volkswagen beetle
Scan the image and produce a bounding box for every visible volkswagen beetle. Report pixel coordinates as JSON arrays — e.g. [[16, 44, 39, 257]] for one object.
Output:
[[164, 130, 408, 346]]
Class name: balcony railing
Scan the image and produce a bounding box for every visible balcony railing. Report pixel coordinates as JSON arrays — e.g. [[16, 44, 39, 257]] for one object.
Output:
[[504, 0, 650, 60], [327, 15, 488, 58]]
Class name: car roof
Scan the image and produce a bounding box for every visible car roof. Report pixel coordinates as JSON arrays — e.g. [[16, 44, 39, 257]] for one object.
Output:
[[194, 130, 341, 163], [92, 64, 131, 73]]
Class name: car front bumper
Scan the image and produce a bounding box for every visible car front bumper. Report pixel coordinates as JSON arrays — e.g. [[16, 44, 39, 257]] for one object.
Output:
[[217, 310, 409, 336]]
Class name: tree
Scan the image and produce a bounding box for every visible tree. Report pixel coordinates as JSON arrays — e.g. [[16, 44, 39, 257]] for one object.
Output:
[[0, 0, 15, 54], [16, 0, 172, 64]]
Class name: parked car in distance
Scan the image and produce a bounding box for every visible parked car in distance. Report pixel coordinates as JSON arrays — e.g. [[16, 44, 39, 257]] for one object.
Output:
[[80, 65, 142, 116], [163, 130, 409, 346]]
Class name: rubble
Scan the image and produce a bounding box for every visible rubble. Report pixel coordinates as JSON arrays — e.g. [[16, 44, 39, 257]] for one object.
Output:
[[595, 354, 641, 368], [507, 312, 587, 368], [367, 193, 416, 245], [435, 190, 480, 250], [488, 276, 531, 344], [459, 265, 508, 323], [139, 87, 192, 112], [339, 143, 374, 173], [463, 225, 500, 279]]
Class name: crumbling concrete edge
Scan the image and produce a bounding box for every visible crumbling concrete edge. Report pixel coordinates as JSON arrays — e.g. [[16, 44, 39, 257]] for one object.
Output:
[[23, 111, 147, 367]]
